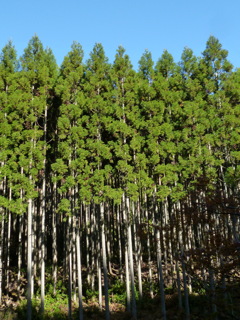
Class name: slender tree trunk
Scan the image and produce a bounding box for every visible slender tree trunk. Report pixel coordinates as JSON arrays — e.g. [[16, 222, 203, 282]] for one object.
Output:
[[146, 198, 153, 299], [6, 187, 12, 297], [134, 200, 142, 300], [117, 205, 123, 281], [97, 252, 102, 310], [91, 205, 96, 291], [154, 196, 167, 320], [100, 202, 110, 320], [40, 172, 46, 314], [68, 216, 73, 320], [32, 200, 36, 298], [52, 181, 57, 296], [122, 195, 130, 312], [27, 196, 33, 320], [72, 214, 77, 303], [18, 214, 23, 294], [182, 253, 190, 320], [126, 196, 137, 319], [0, 208, 4, 305], [176, 259, 182, 310], [76, 218, 84, 320], [125, 245, 131, 312], [18, 167, 24, 295], [209, 268, 218, 320], [156, 228, 167, 320], [40, 104, 47, 314], [27, 135, 34, 320], [85, 204, 90, 285], [106, 204, 112, 276]]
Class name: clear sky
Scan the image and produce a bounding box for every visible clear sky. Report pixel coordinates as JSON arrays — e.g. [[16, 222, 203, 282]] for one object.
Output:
[[1, 0, 240, 69]]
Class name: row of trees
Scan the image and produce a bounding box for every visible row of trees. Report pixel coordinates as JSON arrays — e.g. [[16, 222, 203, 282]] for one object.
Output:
[[0, 35, 240, 319]]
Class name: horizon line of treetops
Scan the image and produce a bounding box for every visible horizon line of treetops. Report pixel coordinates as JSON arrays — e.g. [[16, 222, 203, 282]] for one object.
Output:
[[1, 34, 239, 72], [1, 34, 240, 320]]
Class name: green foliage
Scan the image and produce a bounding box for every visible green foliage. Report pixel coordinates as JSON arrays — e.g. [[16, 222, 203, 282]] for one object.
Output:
[[138, 49, 154, 82], [57, 198, 71, 215], [86, 288, 100, 301], [109, 280, 127, 304], [15, 293, 69, 320]]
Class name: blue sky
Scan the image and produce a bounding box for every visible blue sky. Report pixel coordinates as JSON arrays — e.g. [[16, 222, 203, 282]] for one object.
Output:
[[1, 0, 240, 69]]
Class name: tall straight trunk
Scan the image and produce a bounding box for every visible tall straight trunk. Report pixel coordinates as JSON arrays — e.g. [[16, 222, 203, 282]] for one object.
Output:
[[134, 200, 142, 300], [27, 196, 33, 320], [93, 204, 102, 309], [125, 245, 131, 312], [91, 204, 96, 291], [24, 209, 28, 272], [40, 104, 47, 314], [128, 222, 137, 319], [6, 187, 12, 296], [182, 254, 190, 320], [0, 207, 4, 305], [176, 201, 183, 254], [52, 180, 57, 295], [27, 136, 34, 320], [97, 251, 102, 310], [209, 268, 218, 320], [32, 137, 38, 299], [76, 217, 84, 320], [154, 196, 166, 320], [117, 205, 123, 281], [85, 204, 90, 285], [40, 189, 46, 313], [73, 241, 77, 301], [18, 214, 23, 294], [106, 203, 112, 276], [68, 215, 73, 320], [18, 167, 24, 294], [146, 199, 153, 299], [162, 200, 169, 280], [97, 209, 103, 311], [125, 196, 137, 319], [32, 201, 36, 297], [176, 259, 182, 310], [39, 187, 45, 311], [122, 195, 130, 312], [156, 228, 167, 320], [72, 214, 77, 303], [100, 202, 110, 320]]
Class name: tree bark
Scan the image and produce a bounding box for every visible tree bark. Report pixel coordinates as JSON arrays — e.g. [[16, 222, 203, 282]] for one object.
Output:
[[76, 220, 84, 320], [27, 196, 33, 320], [100, 202, 110, 320]]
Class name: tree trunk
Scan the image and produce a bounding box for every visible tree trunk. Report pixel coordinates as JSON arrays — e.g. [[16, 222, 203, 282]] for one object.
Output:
[[0, 208, 4, 305], [76, 220, 84, 320], [18, 167, 24, 295], [68, 216, 73, 320], [40, 171, 46, 314], [27, 196, 33, 320], [100, 202, 110, 320], [40, 104, 47, 314], [6, 187, 12, 296], [182, 253, 190, 320], [52, 181, 57, 296], [156, 228, 167, 320], [126, 196, 137, 319]]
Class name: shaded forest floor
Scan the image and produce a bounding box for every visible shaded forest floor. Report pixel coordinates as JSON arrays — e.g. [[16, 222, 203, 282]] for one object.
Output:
[[1, 267, 240, 319], [1, 284, 240, 320]]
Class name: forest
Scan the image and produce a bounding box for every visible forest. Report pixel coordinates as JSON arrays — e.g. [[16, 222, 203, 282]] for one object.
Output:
[[0, 35, 240, 320]]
